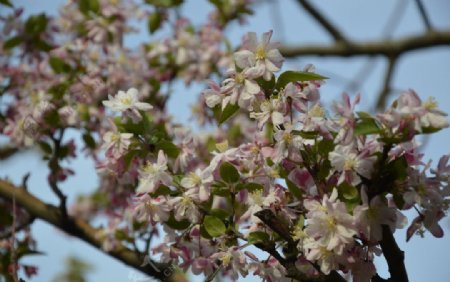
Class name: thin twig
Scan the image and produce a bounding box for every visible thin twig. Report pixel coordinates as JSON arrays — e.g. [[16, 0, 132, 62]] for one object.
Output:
[[376, 55, 397, 110], [414, 0, 433, 31], [11, 193, 19, 282], [296, 0, 348, 43]]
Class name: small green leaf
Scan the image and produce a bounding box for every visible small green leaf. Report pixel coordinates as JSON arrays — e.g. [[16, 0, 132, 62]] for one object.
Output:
[[286, 179, 303, 199], [275, 70, 328, 90], [82, 133, 96, 149], [49, 57, 72, 74], [148, 12, 162, 33], [291, 130, 318, 139], [236, 182, 264, 192], [219, 104, 239, 125], [0, 0, 13, 7], [354, 118, 381, 136], [247, 231, 270, 244], [151, 185, 172, 197], [356, 111, 373, 119], [337, 182, 359, 200], [146, 0, 184, 7], [3, 36, 23, 50], [165, 213, 190, 230], [211, 182, 230, 196], [255, 75, 275, 94], [204, 215, 226, 237], [25, 13, 48, 35], [38, 141, 53, 155], [79, 0, 100, 15], [209, 208, 231, 220], [220, 162, 239, 183], [156, 140, 180, 158]]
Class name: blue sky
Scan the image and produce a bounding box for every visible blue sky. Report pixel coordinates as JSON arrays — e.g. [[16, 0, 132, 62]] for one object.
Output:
[[1, 0, 450, 281]]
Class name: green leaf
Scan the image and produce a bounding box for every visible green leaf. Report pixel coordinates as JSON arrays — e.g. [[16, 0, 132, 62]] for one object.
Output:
[[82, 133, 96, 149], [204, 215, 226, 237], [146, 0, 184, 7], [291, 130, 318, 139], [247, 231, 270, 244], [165, 213, 190, 230], [25, 13, 48, 35], [255, 75, 275, 94], [156, 140, 180, 158], [317, 139, 334, 156], [79, 0, 100, 15], [3, 36, 23, 50], [286, 179, 303, 199], [209, 208, 231, 220], [220, 162, 239, 183], [211, 182, 230, 196], [337, 182, 359, 200], [0, 0, 13, 7], [38, 141, 53, 155], [49, 57, 72, 74], [236, 182, 264, 192], [151, 185, 172, 197], [421, 126, 442, 134], [148, 12, 162, 33], [356, 111, 373, 119], [354, 118, 381, 136], [275, 71, 328, 90], [219, 104, 239, 125]]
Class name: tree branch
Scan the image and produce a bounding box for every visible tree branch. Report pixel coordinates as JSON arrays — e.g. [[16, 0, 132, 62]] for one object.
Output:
[[414, 0, 432, 31], [296, 0, 348, 43], [376, 55, 398, 110], [0, 179, 174, 281], [379, 225, 409, 282], [280, 30, 450, 57]]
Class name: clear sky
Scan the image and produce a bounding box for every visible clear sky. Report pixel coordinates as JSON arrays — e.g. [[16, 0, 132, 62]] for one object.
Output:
[[1, 0, 450, 281]]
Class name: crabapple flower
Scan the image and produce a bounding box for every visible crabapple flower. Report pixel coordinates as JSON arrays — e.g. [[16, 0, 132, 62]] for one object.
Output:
[[354, 189, 405, 241], [133, 194, 171, 223], [250, 98, 285, 129], [302, 237, 340, 275], [304, 189, 357, 254], [211, 247, 248, 280], [221, 66, 262, 110], [181, 167, 214, 201], [234, 30, 284, 80], [102, 131, 133, 159], [136, 150, 172, 194], [102, 88, 153, 122], [168, 188, 201, 223], [329, 144, 377, 185]]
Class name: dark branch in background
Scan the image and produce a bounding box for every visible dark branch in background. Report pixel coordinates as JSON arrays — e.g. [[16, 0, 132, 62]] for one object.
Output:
[[296, 0, 348, 43], [0, 179, 174, 281], [0, 145, 19, 160], [280, 31, 450, 57], [48, 129, 68, 218], [345, 0, 407, 93], [254, 209, 347, 282], [376, 55, 398, 110], [414, 0, 432, 31]]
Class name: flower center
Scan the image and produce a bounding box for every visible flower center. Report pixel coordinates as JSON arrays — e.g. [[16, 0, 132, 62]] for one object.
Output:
[[343, 158, 356, 170], [235, 72, 245, 85], [220, 252, 232, 267], [423, 97, 438, 110], [309, 104, 325, 118], [255, 45, 266, 60]]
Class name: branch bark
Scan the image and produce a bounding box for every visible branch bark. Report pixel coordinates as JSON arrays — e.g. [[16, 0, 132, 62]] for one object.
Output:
[[280, 30, 450, 57], [0, 179, 174, 281], [296, 0, 348, 43], [379, 225, 409, 282]]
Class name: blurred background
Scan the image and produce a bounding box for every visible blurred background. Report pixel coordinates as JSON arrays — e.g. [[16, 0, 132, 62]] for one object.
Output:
[[1, 0, 450, 281]]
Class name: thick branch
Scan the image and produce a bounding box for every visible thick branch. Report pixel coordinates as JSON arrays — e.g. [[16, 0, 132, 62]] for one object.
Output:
[[0, 179, 173, 281], [296, 0, 348, 43], [379, 225, 409, 282], [280, 30, 450, 57]]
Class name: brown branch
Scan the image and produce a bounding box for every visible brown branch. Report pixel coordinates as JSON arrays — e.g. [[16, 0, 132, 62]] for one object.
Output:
[[0, 179, 174, 281], [376, 55, 398, 110], [280, 30, 450, 57], [0, 145, 19, 160], [254, 209, 346, 282], [379, 225, 409, 282], [296, 0, 348, 43]]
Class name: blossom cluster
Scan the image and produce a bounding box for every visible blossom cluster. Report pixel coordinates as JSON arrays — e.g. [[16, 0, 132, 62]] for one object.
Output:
[[1, 0, 450, 281], [96, 31, 449, 281]]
